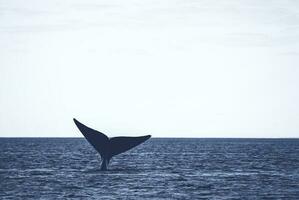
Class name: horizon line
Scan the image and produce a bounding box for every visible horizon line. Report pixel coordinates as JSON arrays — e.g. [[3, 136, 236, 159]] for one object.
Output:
[[0, 136, 298, 139]]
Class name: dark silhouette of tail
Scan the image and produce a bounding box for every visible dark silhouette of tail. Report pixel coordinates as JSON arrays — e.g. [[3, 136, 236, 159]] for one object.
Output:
[[73, 118, 151, 170]]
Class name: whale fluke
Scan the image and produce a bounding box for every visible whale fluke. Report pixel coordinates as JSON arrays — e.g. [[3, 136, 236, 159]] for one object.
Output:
[[73, 118, 151, 170]]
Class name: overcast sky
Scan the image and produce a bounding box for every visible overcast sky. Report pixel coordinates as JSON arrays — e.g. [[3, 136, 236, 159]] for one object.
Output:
[[1, 0, 299, 137]]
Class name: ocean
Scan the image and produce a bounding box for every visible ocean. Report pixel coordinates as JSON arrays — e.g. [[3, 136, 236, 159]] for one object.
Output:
[[0, 138, 298, 199]]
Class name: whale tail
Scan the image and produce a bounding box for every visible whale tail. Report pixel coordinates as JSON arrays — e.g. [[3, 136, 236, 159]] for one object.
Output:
[[73, 118, 151, 170]]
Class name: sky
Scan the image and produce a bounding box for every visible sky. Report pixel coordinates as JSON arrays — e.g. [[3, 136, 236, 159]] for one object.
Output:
[[0, 0, 299, 138]]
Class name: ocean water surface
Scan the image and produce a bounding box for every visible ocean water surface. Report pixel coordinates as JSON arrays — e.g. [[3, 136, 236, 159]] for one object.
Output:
[[0, 138, 299, 199]]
